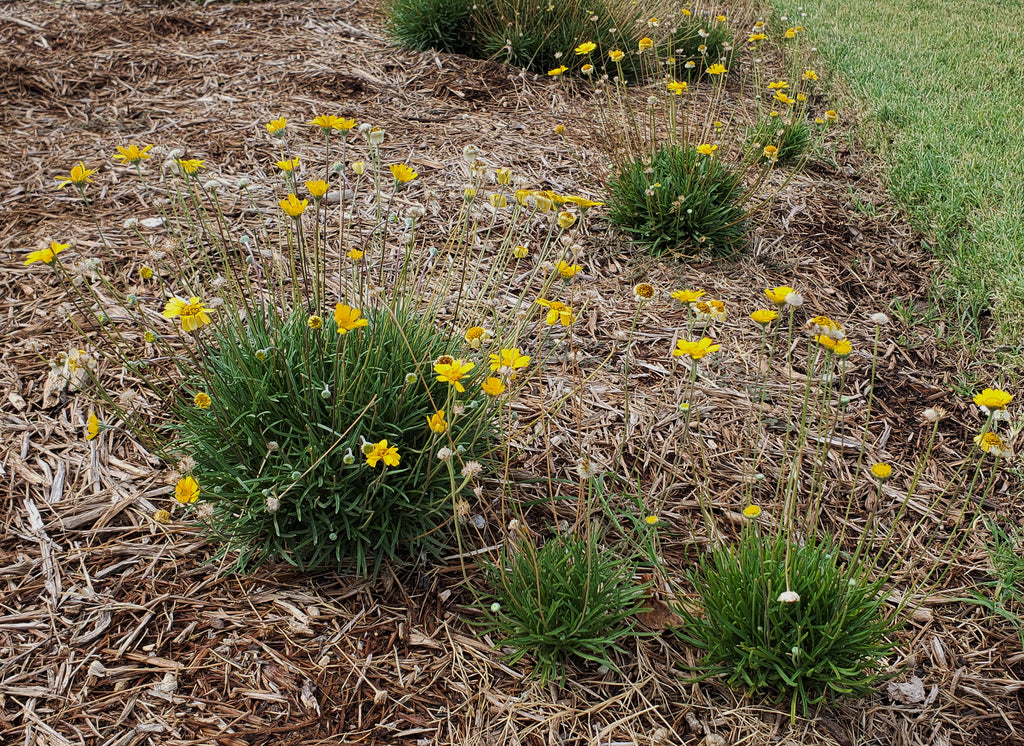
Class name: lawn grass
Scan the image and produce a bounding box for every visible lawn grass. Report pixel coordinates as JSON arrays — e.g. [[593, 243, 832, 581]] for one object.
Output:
[[768, 0, 1024, 358]]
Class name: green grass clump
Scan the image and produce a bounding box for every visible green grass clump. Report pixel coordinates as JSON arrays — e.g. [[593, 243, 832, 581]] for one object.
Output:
[[174, 304, 492, 574], [482, 530, 649, 685], [383, 0, 481, 57], [676, 529, 895, 718], [772, 0, 1024, 348], [745, 115, 811, 165], [605, 143, 747, 257]]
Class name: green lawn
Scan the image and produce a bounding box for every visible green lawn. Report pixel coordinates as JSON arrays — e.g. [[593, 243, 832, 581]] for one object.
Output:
[[770, 0, 1024, 353]]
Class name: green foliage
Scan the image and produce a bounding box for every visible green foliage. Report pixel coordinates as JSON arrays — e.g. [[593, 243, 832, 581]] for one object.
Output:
[[383, 0, 482, 57], [745, 116, 811, 165], [482, 530, 650, 685], [173, 304, 492, 575], [675, 529, 896, 717], [605, 143, 747, 257], [980, 520, 1024, 644]]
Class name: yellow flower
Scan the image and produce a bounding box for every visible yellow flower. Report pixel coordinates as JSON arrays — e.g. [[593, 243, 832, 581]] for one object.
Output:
[[575, 42, 596, 55], [633, 283, 655, 301], [767, 80, 790, 90], [553, 125, 565, 136], [56, 162, 97, 189], [797, 93, 807, 102], [347, 248, 364, 260], [975, 432, 1009, 457], [638, 37, 654, 52], [177, 159, 204, 175], [556, 260, 581, 279], [535, 298, 576, 326], [489, 194, 508, 208], [764, 285, 795, 306], [139, 265, 154, 280], [24, 241, 69, 266], [715, 14, 726, 21], [750, 309, 778, 325], [463, 187, 477, 201], [434, 358, 475, 393], [803, 69, 819, 81], [974, 388, 1013, 410], [834, 339, 853, 357], [667, 80, 688, 95], [743, 505, 761, 518], [548, 65, 569, 77], [464, 326, 493, 349], [785, 27, 797, 38], [86, 413, 99, 441], [557, 211, 577, 229], [309, 115, 356, 133], [814, 334, 837, 351], [581, 64, 594, 75], [609, 49, 624, 62], [672, 337, 720, 360], [193, 392, 212, 409], [696, 143, 718, 156], [276, 157, 299, 172], [705, 63, 728, 75], [763, 145, 779, 160], [366, 440, 401, 468], [809, 315, 845, 339], [825, 109, 838, 121], [489, 348, 531, 374], [153, 509, 172, 525], [305, 179, 329, 198], [644, 515, 660, 525], [265, 116, 288, 135], [163, 296, 215, 332], [481, 376, 507, 396], [175, 476, 200, 504], [334, 304, 369, 334], [495, 167, 512, 184], [351, 161, 367, 175], [307, 315, 324, 330], [390, 163, 418, 184], [671, 288, 706, 305], [427, 410, 448, 434], [279, 193, 308, 217], [561, 195, 604, 209], [513, 244, 529, 259], [748, 33, 767, 42], [775, 91, 796, 106], [113, 144, 153, 165], [870, 462, 892, 481]]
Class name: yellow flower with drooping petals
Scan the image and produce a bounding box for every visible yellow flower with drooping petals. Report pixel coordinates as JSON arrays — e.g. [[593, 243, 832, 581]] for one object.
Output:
[[113, 144, 153, 165], [556, 260, 581, 279], [535, 299, 576, 326], [56, 162, 97, 189], [276, 157, 300, 172], [366, 440, 401, 467], [427, 410, 448, 434], [266, 117, 288, 135], [609, 49, 624, 62], [557, 211, 577, 229], [86, 413, 99, 441], [548, 65, 568, 77], [638, 37, 654, 52], [390, 163, 418, 183], [489, 348, 531, 374], [667, 80, 688, 95], [279, 194, 308, 217], [176, 159, 204, 175], [305, 180, 329, 199], [334, 304, 369, 334], [764, 286, 795, 306], [672, 337, 720, 360], [175, 476, 200, 504], [464, 326, 493, 349], [309, 115, 355, 133], [975, 432, 1009, 457], [163, 296, 215, 332], [481, 377, 506, 396], [750, 309, 778, 325], [24, 241, 69, 266], [671, 288, 706, 305]]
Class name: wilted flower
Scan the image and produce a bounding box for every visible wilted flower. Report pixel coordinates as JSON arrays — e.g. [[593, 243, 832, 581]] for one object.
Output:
[[512, 244, 530, 259], [461, 461, 483, 478], [694, 300, 726, 322], [464, 326, 493, 349], [86, 412, 99, 441], [777, 590, 800, 604], [153, 509, 172, 525], [557, 211, 577, 229], [638, 37, 654, 52], [548, 65, 568, 77], [975, 432, 1009, 457]]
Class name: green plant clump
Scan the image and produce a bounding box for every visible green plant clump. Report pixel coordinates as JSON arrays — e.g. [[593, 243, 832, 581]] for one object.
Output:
[[174, 304, 491, 574], [676, 529, 896, 717], [483, 530, 649, 685], [606, 143, 747, 257], [745, 116, 811, 165], [383, 0, 482, 57]]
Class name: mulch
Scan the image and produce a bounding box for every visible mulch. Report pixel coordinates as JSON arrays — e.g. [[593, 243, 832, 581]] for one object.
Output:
[[2, 0, 1022, 744]]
